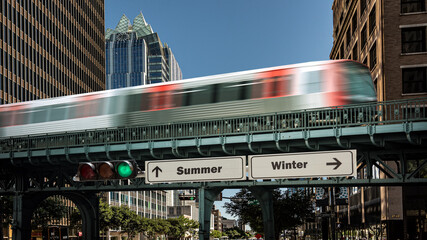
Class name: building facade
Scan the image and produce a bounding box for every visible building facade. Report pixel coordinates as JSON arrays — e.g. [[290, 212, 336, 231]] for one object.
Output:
[[105, 13, 182, 89], [330, 0, 427, 239], [0, 0, 105, 105], [106, 190, 168, 240]]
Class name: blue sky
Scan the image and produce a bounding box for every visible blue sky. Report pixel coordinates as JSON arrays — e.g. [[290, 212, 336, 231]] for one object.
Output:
[[105, 0, 335, 219]]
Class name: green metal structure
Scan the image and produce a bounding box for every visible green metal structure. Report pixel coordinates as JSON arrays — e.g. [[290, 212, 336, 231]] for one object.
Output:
[[1, 98, 427, 240]]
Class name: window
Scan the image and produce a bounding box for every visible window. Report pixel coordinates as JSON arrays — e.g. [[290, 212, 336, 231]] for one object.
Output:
[[361, 0, 367, 13], [369, 5, 376, 34], [369, 42, 377, 70], [352, 13, 357, 35], [352, 42, 358, 61], [346, 28, 351, 47], [402, 67, 427, 94], [401, 0, 426, 13], [361, 25, 367, 50], [401, 27, 426, 53]]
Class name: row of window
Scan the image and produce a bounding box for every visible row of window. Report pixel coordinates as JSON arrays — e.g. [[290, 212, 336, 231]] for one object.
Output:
[[109, 192, 167, 211], [0, 0, 104, 101], [339, 3, 376, 60], [0, 50, 88, 102]]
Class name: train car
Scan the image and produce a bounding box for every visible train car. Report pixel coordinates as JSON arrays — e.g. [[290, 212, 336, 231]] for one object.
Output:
[[0, 60, 377, 138]]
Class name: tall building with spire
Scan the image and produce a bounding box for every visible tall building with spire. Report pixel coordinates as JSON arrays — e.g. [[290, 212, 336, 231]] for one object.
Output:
[[105, 13, 182, 89]]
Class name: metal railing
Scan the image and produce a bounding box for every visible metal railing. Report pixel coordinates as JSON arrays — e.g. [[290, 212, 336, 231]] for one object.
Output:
[[1, 98, 426, 153]]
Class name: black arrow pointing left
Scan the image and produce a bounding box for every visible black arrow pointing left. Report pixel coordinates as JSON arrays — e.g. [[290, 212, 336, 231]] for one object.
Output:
[[152, 166, 162, 177]]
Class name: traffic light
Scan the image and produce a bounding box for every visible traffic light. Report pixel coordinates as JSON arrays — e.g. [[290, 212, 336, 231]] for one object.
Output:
[[179, 194, 197, 201], [76, 160, 139, 181]]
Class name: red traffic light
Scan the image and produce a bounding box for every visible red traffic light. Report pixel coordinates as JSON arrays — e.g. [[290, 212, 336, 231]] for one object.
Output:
[[76, 160, 139, 181], [78, 163, 96, 181]]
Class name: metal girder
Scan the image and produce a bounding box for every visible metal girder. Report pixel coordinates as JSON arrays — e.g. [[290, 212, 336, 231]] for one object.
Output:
[[0, 99, 427, 194]]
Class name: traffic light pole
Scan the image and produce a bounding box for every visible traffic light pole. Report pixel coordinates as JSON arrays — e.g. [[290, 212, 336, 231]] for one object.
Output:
[[198, 187, 224, 240]]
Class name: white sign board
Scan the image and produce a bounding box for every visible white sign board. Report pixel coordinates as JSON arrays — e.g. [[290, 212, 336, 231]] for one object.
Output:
[[145, 156, 246, 183], [248, 150, 356, 180]]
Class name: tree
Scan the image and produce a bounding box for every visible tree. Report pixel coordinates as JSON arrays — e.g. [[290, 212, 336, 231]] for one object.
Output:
[[166, 216, 199, 240], [145, 218, 171, 239], [117, 205, 141, 240], [99, 199, 114, 238], [31, 197, 68, 229], [224, 188, 314, 240], [109, 205, 143, 239], [211, 230, 224, 238], [224, 227, 251, 239]]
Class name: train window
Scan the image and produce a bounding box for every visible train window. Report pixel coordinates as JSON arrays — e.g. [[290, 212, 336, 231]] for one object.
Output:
[[0, 112, 14, 127], [49, 105, 68, 121], [218, 82, 246, 102], [127, 94, 142, 112], [31, 108, 48, 124], [105, 96, 122, 115], [68, 100, 100, 119], [186, 86, 214, 106], [348, 67, 376, 97], [301, 70, 322, 94], [251, 80, 264, 99]]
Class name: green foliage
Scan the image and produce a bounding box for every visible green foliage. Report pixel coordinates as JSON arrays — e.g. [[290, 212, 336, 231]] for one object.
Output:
[[224, 227, 250, 239], [31, 197, 68, 229], [99, 199, 114, 233], [224, 188, 314, 239], [210, 229, 224, 238], [116, 205, 141, 239], [145, 218, 171, 239], [166, 215, 199, 239]]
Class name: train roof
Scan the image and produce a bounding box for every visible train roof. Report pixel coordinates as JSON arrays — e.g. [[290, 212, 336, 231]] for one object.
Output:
[[0, 59, 361, 110]]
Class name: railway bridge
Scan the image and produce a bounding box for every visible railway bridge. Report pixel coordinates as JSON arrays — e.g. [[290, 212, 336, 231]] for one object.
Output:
[[1, 98, 427, 240]]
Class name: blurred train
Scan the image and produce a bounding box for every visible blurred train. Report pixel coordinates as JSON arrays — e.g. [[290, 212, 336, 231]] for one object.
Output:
[[0, 60, 377, 138]]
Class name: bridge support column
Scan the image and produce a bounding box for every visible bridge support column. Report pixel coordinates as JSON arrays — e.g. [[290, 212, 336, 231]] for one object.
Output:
[[11, 194, 33, 240], [250, 187, 275, 240], [198, 187, 224, 240]]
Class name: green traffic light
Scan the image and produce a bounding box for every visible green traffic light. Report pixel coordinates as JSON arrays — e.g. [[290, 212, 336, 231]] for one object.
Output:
[[117, 162, 133, 178]]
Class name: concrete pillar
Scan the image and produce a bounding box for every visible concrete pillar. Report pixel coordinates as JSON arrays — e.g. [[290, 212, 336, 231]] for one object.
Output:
[[198, 187, 223, 240], [249, 187, 275, 240]]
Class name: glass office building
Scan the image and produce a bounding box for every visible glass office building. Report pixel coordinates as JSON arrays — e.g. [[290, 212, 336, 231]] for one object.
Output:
[[105, 13, 182, 89]]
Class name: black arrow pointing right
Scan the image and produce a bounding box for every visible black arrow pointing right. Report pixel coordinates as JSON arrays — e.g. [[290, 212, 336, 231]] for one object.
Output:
[[326, 158, 342, 170], [152, 166, 163, 177]]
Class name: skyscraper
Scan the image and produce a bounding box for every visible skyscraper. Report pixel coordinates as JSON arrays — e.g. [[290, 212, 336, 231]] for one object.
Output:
[[105, 13, 182, 90], [0, 0, 105, 105], [103, 13, 183, 239]]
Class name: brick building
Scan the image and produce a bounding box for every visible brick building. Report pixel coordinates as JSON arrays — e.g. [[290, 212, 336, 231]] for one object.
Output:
[[330, 0, 427, 239]]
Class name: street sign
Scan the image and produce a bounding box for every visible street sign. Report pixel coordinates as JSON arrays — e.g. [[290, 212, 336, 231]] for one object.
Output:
[[248, 150, 356, 180], [145, 156, 246, 183]]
